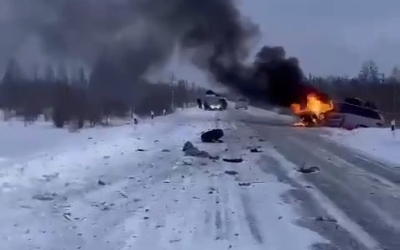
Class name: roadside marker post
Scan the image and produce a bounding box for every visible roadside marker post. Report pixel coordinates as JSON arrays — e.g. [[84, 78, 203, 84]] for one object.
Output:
[[391, 119, 395, 138]]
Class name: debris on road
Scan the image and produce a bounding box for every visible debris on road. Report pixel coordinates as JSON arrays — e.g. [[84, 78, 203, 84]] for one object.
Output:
[[224, 170, 238, 176], [315, 216, 337, 223], [250, 148, 263, 153], [201, 129, 224, 143], [63, 212, 72, 221], [118, 191, 128, 198], [98, 180, 106, 186], [182, 141, 210, 158], [297, 165, 320, 174], [223, 158, 243, 163], [209, 155, 220, 160], [136, 149, 147, 152], [238, 182, 251, 187], [103, 155, 110, 159], [161, 149, 171, 152], [32, 193, 58, 201], [42, 173, 59, 182]]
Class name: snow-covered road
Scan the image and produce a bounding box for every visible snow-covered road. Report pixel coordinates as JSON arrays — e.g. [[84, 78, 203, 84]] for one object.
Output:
[[0, 109, 326, 250]]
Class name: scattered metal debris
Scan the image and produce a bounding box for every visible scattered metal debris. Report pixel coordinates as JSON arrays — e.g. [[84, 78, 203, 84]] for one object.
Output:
[[250, 148, 262, 153], [32, 193, 57, 201], [297, 165, 320, 174], [118, 191, 128, 198], [63, 212, 72, 221], [223, 158, 243, 163], [315, 216, 337, 223], [42, 173, 59, 182], [224, 170, 238, 176]]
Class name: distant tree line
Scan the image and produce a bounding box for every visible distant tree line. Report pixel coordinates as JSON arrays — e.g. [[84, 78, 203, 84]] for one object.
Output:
[[0, 59, 206, 128], [306, 60, 400, 123]]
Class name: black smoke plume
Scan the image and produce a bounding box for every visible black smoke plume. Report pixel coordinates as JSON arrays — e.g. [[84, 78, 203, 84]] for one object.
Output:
[[4, 0, 326, 107]]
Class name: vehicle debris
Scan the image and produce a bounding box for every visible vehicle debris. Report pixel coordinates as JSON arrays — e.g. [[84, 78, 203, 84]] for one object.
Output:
[[238, 182, 251, 187], [182, 141, 210, 158], [223, 158, 243, 163], [224, 170, 238, 176], [32, 193, 58, 201], [297, 165, 320, 174], [315, 216, 337, 223], [250, 148, 262, 153]]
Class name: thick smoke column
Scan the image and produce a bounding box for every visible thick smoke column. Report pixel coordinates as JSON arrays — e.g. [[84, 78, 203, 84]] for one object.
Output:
[[3, 0, 325, 107]]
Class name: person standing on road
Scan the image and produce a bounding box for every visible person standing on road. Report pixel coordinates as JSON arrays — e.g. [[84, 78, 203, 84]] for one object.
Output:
[[163, 109, 166, 116], [151, 110, 154, 119], [197, 99, 202, 109]]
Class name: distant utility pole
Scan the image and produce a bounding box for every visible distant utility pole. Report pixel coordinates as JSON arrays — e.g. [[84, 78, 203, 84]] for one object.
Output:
[[171, 72, 175, 110]]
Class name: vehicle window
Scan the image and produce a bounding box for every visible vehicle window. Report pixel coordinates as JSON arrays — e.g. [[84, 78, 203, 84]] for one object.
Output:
[[344, 97, 364, 106], [338, 103, 381, 120]]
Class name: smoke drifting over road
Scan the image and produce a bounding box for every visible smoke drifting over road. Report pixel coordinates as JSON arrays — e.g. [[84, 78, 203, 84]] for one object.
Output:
[[3, 0, 324, 107]]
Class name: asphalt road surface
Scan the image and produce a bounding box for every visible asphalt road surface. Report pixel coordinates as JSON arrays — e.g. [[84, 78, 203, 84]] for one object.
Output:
[[223, 108, 400, 250]]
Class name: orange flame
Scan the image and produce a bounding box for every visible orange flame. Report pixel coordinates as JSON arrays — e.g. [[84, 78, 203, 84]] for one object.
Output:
[[290, 93, 334, 126]]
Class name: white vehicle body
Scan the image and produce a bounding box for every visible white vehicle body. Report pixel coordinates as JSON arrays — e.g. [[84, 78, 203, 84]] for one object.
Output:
[[323, 101, 385, 129]]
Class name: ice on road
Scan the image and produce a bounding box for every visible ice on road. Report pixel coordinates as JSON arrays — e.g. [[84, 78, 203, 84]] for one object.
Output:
[[0, 108, 325, 250]]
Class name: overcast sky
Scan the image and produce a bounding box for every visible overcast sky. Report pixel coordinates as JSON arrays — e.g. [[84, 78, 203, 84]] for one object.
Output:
[[238, 0, 400, 77]]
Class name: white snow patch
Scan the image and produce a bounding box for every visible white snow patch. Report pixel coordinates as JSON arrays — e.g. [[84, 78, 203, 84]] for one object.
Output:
[[0, 107, 325, 250], [323, 127, 400, 166]]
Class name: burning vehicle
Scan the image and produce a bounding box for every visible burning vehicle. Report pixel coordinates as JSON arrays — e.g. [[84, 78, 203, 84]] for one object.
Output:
[[290, 93, 334, 127], [290, 95, 385, 129]]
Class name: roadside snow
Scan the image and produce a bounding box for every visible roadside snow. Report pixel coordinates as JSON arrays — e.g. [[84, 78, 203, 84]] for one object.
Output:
[[0, 107, 325, 250], [324, 127, 400, 166]]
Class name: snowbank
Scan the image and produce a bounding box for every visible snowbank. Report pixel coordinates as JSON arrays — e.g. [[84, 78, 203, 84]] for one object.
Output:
[[324, 127, 400, 166], [0, 108, 216, 160]]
